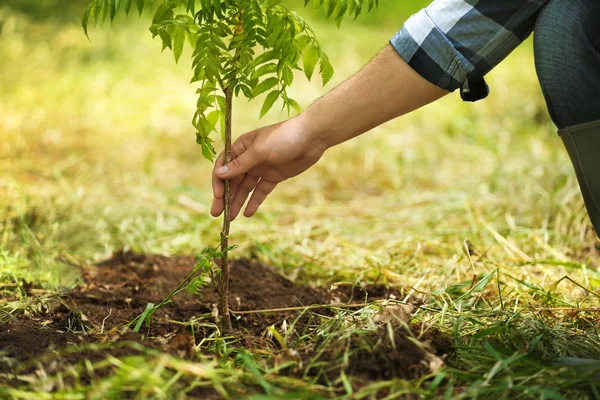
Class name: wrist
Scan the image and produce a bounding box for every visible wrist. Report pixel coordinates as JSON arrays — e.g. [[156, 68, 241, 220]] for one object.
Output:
[[293, 109, 334, 152]]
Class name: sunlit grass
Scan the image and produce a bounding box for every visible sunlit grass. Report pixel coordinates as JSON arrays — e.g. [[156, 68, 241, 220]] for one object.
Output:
[[1, 3, 600, 398]]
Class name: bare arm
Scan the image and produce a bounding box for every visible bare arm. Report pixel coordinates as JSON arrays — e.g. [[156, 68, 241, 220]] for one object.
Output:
[[301, 45, 447, 149], [211, 45, 448, 218]]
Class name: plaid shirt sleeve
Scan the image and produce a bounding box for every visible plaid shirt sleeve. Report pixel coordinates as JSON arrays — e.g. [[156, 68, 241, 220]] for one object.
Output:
[[390, 0, 548, 102]]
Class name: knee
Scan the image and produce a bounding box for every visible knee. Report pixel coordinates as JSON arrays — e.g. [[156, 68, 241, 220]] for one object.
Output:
[[535, 0, 599, 76], [534, 0, 600, 128]]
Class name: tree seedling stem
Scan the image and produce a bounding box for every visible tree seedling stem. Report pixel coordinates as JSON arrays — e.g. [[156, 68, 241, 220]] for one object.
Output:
[[220, 86, 234, 332]]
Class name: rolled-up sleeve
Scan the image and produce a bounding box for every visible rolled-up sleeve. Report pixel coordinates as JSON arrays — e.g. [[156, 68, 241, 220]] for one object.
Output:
[[390, 0, 548, 101]]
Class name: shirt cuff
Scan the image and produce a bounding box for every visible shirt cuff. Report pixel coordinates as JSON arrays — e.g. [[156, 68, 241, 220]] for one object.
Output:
[[389, 10, 489, 102]]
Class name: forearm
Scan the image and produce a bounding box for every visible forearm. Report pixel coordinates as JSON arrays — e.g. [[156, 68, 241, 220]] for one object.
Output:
[[298, 45, 448, 150]]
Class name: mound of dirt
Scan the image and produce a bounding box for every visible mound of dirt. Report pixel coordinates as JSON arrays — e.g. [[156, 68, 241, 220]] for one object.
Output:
[[0, 250, 448, 395], [61, 250, 406, 335]]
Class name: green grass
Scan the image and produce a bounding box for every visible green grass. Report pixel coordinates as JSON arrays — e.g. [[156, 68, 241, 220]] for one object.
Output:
[[1, 2, 600, 399]]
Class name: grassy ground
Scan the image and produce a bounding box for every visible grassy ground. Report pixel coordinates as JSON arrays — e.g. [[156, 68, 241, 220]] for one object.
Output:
[[1, 1, 600, 398]]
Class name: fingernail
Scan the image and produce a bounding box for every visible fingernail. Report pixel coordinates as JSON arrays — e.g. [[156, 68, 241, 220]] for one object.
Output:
[[217, 165, 228, 175]]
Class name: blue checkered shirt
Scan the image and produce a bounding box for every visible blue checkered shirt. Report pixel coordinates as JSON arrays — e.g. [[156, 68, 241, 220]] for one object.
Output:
[[390, 0, 548, 101]]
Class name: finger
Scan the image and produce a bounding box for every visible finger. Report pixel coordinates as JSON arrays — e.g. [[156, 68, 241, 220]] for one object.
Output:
[[212, 152, 226, 199], [212, 141, 246, 193], [211, 152, 226, 217], [217, 147, 264, 180], [225, 136, 253, 193], [212, 132, 257, 217], [210, 199, 223, 217], [229, 168, 245, 189], [211, 174, 245, 218], [231, 174, 260, 220], [244, 180, 277, 217]]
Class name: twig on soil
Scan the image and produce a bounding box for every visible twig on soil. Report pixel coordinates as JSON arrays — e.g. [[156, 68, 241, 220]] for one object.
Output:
[[229, 300, 390, 315]]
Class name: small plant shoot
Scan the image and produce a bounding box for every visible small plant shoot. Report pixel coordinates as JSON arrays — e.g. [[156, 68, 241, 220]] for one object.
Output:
[[82, 0, 378, 332]]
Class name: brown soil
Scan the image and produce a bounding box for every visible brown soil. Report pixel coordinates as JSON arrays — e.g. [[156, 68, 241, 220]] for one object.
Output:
[[0, 250, 449, 396]]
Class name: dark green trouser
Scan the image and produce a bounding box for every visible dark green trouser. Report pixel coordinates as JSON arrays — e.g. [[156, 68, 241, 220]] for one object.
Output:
[[559, 121, 600, 237]]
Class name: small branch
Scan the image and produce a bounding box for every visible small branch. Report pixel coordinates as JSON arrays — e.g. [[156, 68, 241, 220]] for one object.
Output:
[[229, 300, 390, 315], [127, 263, 202, 330]]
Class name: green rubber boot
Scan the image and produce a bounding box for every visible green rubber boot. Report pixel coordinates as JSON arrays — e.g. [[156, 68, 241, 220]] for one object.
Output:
[[559, 120, 600, 237]]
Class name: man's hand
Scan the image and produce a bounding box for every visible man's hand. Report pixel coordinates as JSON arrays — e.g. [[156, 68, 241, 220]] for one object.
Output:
[[211, 117, 326, 219], [211, 46, 448, 219]]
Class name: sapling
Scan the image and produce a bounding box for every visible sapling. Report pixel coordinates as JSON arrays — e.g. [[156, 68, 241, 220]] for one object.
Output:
[[83, 0, 378, 332]]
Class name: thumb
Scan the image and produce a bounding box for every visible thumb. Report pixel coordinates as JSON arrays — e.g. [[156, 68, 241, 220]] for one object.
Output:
[[216, 149, 259, 179]]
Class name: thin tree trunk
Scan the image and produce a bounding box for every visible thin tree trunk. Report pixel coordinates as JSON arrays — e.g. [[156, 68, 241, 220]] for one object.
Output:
[[219, 87, 234, 332]]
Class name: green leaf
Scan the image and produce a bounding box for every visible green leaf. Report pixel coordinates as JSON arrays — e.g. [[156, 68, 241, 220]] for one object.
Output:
[[136, 0, 145, 15], [320, 53, 334, 85], [173, 28, 185, 63], [212, 0, 222, 18], [93, 0, 102, 24], [287, 98, 301, 114], [347, 0, 356, 17], [158, 29, 172, 51], [82, 3, 93, 37], [202, 140, 216, 162], [238, 84, 253, 99], [207, 110, 221, 126], [200, 115, 217, 134], [302, 44, 319, 81], [133, 303, 155, 333], [185, 31, 197, 49], [253, 50, 278, 66], [152, 4, 173, 24], [260, 90, 280, 118], [295, 35, 312, 53], [186, 0, 196, 14], [216, 95, 227, 112], [335, 0, 348, 20], [282, 66, 294, 86], [196, 132, 216, 162], [325, 0, 336, 18], [367, 0, 375, 12], [251, 63, 278, 80], [253, 77, 278, 97], [354, 0, 362, 19], [108, 0, 117, 21], [99, 0, 109, 24], [124, 0, 132, 15]]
